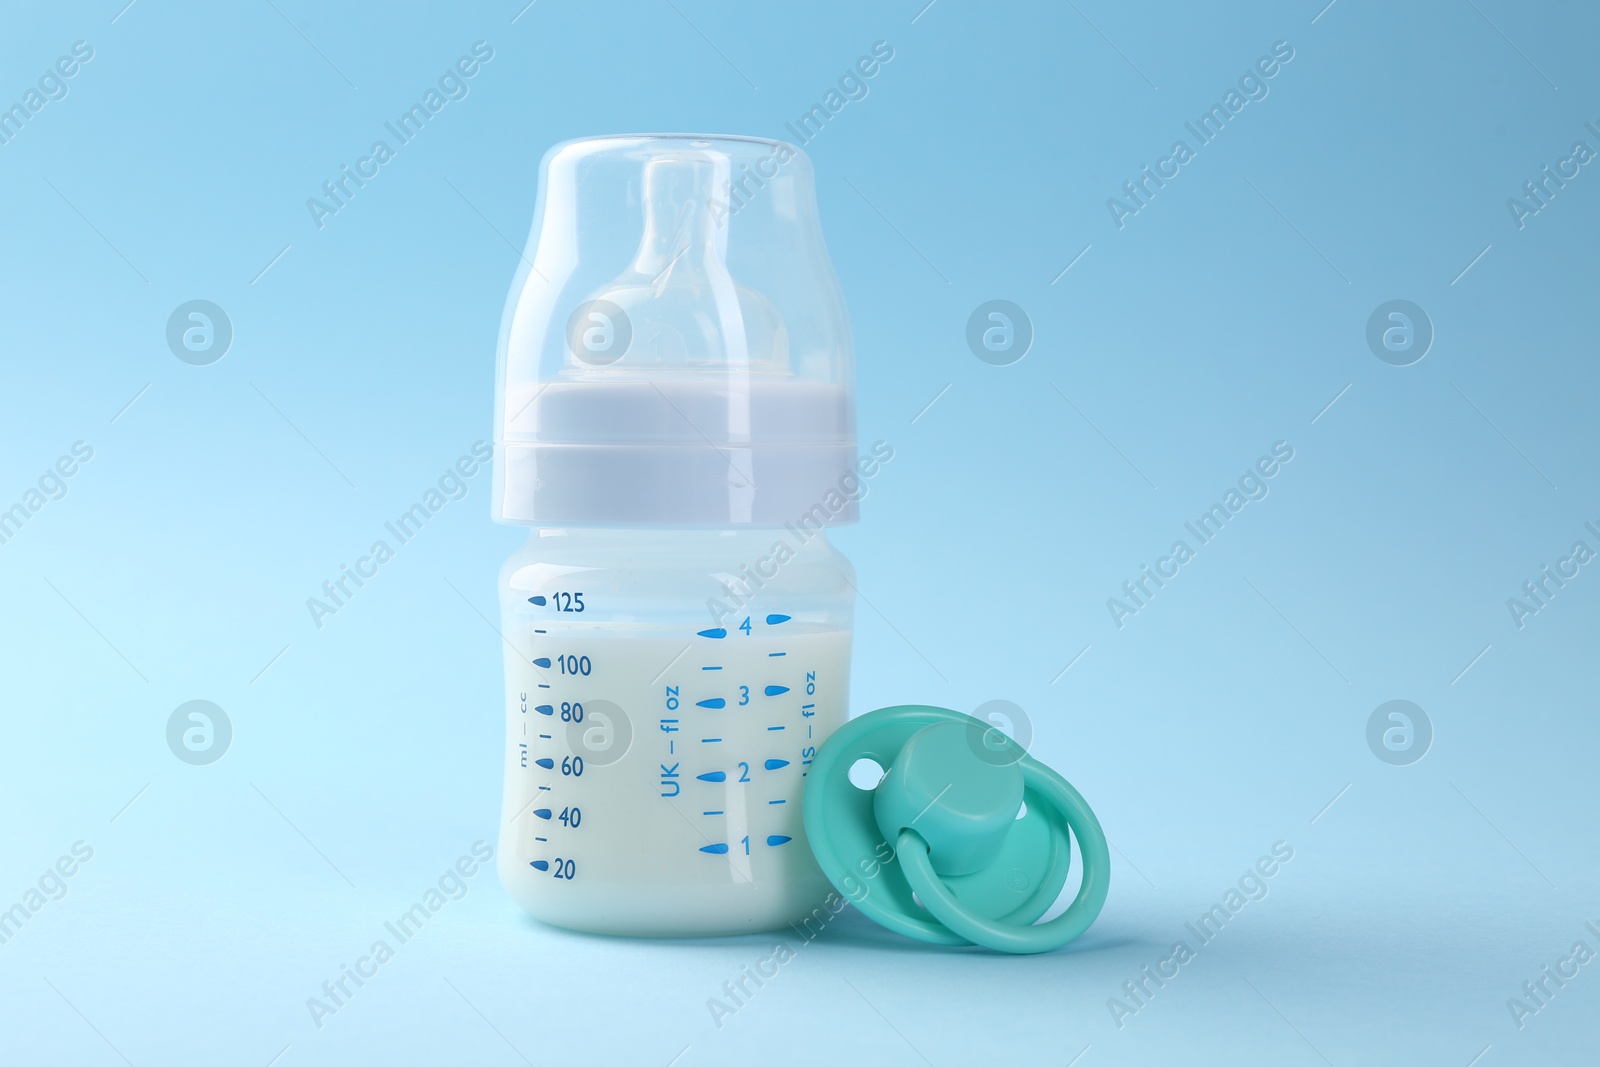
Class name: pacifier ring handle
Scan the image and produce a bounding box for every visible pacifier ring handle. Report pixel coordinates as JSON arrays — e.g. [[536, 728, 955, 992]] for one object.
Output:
[[896, 762, 1110, 955]]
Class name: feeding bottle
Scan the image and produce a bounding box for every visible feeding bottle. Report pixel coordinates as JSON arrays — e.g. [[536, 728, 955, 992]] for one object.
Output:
[[492, 135, 862, 936]]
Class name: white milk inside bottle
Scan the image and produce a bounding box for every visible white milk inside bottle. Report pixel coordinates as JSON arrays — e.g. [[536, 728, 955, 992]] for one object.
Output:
[[498, 528, 854, 934]]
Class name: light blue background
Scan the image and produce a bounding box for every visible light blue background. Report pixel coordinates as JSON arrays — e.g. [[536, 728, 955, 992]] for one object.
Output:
[[2, 0, 1597, 1063]]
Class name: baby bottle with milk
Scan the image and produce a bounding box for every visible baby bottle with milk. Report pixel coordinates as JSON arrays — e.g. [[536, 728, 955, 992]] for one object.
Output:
[[492, 135, 861, 935]]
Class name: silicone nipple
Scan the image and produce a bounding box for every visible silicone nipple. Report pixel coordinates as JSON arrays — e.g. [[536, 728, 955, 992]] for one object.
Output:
[[573, 155, 786, 373]]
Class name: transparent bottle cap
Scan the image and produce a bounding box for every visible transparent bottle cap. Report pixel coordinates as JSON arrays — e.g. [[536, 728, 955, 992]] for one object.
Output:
[[493, 134, 858, 527]]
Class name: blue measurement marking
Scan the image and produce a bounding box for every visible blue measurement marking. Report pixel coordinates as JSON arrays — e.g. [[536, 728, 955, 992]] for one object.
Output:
[[536, 704, 554, 715], [801, 703, 815, 710], [532, 657, 551, 668], [530, 860, 550, 871], [768, 725, 785, 731], [696, 698, 726, 709], [700, 843, 729, 855], [769, 651, 786, 657], [768, 799, 786, 805], [766, 614, 791, 625], [764, 685, 789, 696], [697, 771, 726, 782], [535, 836, 547, 842], [702, 737, 722, 743], [764, 759, 790, 770], [766, 835, 792, 846], [539, 785, 551, 791], [538, 684, 550, 689], [697, 627, 727, 639], [534, 629, 547, 634], [703, 810, 723, 816], [702, 666, 722, 671], [528, 596, 546, 606], [535, 758, 554, 770], [533, 808, 552, 820], [539, 734, 551, 740]]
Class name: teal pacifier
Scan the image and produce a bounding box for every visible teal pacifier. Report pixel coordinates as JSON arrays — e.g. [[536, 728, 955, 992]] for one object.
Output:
[[803, 705, 1109, 954]]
